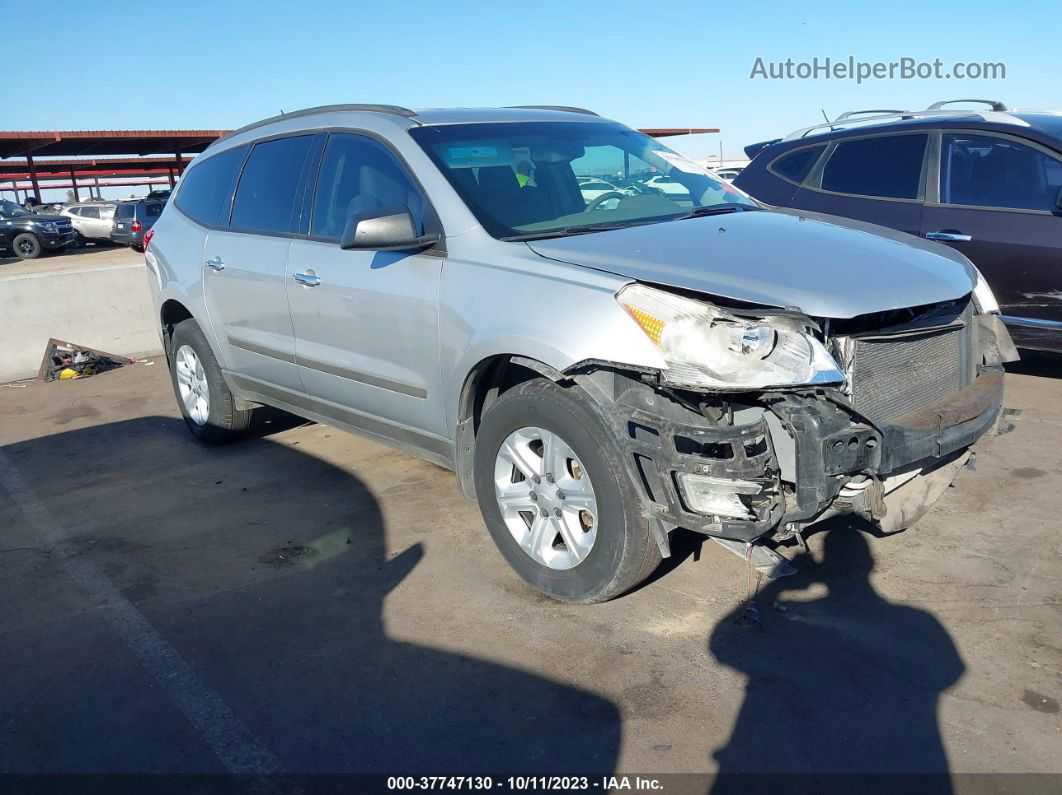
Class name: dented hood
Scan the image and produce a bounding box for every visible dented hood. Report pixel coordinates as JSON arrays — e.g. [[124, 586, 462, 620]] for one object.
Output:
[[526, 208, 977, 319]]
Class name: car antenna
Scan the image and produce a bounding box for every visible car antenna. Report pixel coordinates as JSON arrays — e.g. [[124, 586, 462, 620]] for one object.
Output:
[[821, 108, 836, 131]]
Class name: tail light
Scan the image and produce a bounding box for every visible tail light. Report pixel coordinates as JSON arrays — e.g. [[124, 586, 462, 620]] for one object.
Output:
[[131, 219, 143, 233], [143, 229, 155, 250]]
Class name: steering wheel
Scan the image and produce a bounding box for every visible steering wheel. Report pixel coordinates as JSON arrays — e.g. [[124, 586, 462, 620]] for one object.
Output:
[[585, 191, 626, 211]]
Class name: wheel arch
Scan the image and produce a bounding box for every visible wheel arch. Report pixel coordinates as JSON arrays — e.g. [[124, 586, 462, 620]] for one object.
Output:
[[160, 299, 194, 353], [451, 351, 638, 501], [453, 354, 573, 500]]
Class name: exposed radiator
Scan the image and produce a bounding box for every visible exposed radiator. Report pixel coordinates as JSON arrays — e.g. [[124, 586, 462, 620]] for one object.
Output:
[[849, 314, 972, 423]]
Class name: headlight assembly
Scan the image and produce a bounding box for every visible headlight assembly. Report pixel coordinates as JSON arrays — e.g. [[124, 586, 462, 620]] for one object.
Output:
[[971, 271, 1000, 314], [617, 283, 844, 390]]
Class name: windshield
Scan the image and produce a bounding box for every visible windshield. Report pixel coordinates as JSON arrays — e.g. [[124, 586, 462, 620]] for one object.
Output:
[[0, 200, 32, 218], [409, 121, 757, 240]]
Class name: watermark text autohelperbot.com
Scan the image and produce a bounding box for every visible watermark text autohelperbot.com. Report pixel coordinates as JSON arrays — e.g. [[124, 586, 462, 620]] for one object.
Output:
[[750, 56, 1006, 83]]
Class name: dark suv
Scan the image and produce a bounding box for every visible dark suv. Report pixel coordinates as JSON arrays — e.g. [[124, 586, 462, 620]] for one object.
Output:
[[0, 199, 77, 259], [735, 100, 1062, 351], [111, 198, 165, 251]]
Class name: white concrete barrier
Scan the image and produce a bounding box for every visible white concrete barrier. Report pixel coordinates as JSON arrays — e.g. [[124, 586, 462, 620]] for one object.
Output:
[[0, 261, 162, 382]]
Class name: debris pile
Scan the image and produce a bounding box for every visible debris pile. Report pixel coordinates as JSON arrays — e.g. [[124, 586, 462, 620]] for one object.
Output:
[[39, 338, 134, 383]]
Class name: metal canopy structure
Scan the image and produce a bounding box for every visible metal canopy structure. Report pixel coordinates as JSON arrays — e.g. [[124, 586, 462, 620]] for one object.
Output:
[[0, 156, 186, 177], [0, 130, 224, 159], [0, 130, 224, 201], [0, 124, 717, 201]]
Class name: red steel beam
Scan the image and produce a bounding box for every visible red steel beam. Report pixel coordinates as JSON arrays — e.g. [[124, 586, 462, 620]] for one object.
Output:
[[0, 178, 170, 192], [3, 168, 179, 181]]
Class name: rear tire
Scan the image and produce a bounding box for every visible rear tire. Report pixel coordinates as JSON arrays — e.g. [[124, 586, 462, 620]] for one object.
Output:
[[473, 378, 660, 603], [168, 318, 253, 444], [12, 233, 41, 259]]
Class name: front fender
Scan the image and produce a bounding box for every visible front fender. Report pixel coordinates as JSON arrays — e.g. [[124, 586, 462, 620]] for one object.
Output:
[[438, 253, 666, 434]]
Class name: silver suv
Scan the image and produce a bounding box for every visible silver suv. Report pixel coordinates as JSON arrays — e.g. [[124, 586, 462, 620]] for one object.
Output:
[[145, 104, 1016, 603]]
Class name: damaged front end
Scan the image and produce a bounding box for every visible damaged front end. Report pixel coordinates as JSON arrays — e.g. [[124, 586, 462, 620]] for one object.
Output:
[[569, 287, 1017, 557]]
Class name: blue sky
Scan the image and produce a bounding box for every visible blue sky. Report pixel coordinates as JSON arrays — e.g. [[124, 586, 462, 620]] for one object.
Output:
[[1, 0, 1055, 199]]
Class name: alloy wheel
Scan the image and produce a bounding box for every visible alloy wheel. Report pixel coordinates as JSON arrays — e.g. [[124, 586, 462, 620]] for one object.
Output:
[[174, 344, 210, 426], [493, 426, 598, 569]]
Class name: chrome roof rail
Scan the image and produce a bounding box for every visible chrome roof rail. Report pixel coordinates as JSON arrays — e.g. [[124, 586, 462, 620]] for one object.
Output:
[[927, 98, 1009, 111], [782, 105, 1022, 141], [833, 109, 911, 121], [220, 104, 418, 142], [505, 105, 600, 116]]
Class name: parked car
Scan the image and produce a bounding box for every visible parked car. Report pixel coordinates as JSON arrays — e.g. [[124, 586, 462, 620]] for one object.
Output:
[[111, 198, 165, 251], [61, 202, 117, 246], [711, 167, 745, 182], [147, 104, 1014, 603], [641, 173, 691, 197], [578, 179, 625, 207], [734, 100, 1062, 352], [28, 201, 65, 215], [0, 199, 77, 259]]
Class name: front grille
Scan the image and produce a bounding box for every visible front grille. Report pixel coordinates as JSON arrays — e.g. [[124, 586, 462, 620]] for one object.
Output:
[[847, 303, 973, 422]]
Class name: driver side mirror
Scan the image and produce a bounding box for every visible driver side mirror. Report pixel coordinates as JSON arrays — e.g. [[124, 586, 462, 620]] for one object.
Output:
[[340, 205, 439, 252]]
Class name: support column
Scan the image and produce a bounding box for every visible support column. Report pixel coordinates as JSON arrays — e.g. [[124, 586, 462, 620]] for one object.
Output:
[[26, 153, 41, 203], [69, 171, 80, 202], [168, 167, 175, 188], [174, 149, 184, 178]]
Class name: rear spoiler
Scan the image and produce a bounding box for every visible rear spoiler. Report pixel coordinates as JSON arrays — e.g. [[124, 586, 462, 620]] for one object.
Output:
[[744, 138, 781, 160]]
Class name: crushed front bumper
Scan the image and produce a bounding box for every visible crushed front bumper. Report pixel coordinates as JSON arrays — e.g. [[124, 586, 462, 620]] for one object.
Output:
[[610, 367, 1004, 543]]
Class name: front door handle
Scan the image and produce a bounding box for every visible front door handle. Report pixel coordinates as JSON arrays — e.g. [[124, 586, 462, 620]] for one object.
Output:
[[293, 270, 321, 287], [925, 231, 973, 242], [206, 256, 225, 271]]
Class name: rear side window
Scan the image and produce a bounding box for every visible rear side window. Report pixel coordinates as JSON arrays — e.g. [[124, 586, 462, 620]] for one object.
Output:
[[116, 204, 135, 219], [81, 206, 100, 219], [941, 133, 1062, 211], [770, 144, 826, 184], [231, 135, 315, 234], [820, 134, 928, 199], [310, 133, 424, 241], [144, 202, 163, 217], [174, 145, 248, 226]]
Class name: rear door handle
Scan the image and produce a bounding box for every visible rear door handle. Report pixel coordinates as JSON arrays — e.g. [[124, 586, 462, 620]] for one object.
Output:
[[206, 256, 225, 271], [293, 270, 321, 287], [925, 231, 972, 242]]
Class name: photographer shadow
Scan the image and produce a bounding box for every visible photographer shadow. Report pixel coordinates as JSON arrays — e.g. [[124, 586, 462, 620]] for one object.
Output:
[[708, 523, 964, 792], [0, 416, 620, 776]]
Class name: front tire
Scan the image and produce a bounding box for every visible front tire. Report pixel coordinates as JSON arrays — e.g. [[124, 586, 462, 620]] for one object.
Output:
[[473, 378, 660, 603], [168, 318, 253, 444], [12, 233, 41, 259]]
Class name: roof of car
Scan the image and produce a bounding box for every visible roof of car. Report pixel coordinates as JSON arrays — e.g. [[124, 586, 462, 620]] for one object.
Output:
[[783, 108, 1062, 142], [211, 104, 616, 151], [1011, 112, 1062, 136], [411, 106, 611, 126]]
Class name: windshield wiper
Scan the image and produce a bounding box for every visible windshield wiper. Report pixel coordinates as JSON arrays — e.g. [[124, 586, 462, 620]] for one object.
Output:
[[675, 203, 761, 220], [502, 220, 644, 242]]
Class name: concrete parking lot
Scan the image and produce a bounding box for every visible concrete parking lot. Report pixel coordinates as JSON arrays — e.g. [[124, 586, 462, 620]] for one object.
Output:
[[0, 242, 144, 274], [1, 355, 1059, 785]]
